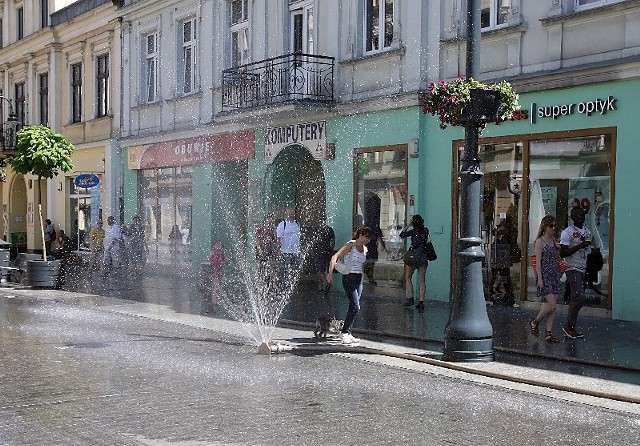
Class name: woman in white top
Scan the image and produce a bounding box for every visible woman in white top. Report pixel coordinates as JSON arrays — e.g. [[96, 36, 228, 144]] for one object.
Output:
[[327, 227, 372, 345]]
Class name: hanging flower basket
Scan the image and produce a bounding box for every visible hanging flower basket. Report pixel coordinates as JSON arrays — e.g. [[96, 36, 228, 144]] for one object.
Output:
[[419, 77, 520, 129], [0, 167, 6, 183]]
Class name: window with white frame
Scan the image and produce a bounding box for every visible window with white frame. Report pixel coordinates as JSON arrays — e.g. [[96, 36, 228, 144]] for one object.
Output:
[[41, 0, 49, 29], [365, 0, 394, 53], [180, 18, 197, 94], [39, 73, 48, 126], [71, 63, 82, 123], [14, 82, 25, 124], [17, 7, 24, 40], [96, 54, 109, 118], [575, 0, 624, 10], [231, 0, 249, 66], [143, 32, 159, 103], [481, 0, 511, 29]]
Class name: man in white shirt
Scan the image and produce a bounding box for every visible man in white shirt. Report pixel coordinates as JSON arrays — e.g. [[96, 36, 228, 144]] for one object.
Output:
[[559, 206, 592, 339], [103, 216, 125, 271], [275, 208, 301, 286]]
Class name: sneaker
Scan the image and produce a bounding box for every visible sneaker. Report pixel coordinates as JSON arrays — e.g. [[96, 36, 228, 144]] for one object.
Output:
[[340, 333, 359, 345], [404, 298, 415, 307], [415, 301, 425, 311], [562, 324, 578, 339]]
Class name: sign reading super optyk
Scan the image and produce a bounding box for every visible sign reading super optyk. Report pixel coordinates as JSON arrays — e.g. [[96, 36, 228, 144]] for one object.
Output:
[[264, 121, 326, 163]]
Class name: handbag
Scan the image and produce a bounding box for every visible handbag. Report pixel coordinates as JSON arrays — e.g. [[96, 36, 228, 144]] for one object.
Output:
[[425, 235, 437, 261], [334, 243, 354, 274], [403, 247, 422, 267]]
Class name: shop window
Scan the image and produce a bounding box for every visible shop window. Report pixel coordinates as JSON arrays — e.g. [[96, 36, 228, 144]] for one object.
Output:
[[355, 146, 407, 286], [69, 177, 102, 251], [478, 142, 523, 305], [140, 166, 193, 266], [527, 135, 611, 308]]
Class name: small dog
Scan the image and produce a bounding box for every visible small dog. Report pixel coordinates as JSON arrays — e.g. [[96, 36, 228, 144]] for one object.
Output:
[[313, 316, 344, 339]]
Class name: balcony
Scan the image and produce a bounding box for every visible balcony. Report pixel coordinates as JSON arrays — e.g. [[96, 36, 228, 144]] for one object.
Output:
[[222, 53, 334, 111]]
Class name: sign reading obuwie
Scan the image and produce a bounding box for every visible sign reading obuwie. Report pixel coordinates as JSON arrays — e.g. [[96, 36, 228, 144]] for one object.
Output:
[[264, 121, 326, 164]]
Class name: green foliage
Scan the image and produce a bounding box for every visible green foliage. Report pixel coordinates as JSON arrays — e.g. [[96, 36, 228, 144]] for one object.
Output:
[[8, 125, 75, 179], [420, 77, 520, 129]]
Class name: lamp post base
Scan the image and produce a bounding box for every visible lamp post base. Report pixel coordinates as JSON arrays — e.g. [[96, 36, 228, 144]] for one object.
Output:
[[442, 337, 494, 362]]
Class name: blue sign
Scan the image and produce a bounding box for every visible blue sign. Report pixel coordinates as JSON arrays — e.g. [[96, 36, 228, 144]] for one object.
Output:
[[74, 174, 100, 189]]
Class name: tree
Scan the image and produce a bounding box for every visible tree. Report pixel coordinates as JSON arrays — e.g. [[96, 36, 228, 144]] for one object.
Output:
[[7, 125, 75, 260]]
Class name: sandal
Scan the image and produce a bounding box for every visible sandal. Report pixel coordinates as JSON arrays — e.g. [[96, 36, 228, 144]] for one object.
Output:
[[545, 331, 560, 343], [530, 319, 539, 336]]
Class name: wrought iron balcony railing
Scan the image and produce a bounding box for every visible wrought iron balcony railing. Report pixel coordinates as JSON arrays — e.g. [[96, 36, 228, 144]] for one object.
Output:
[[0, 120, 20, 152], [222, 53, 334, 111]]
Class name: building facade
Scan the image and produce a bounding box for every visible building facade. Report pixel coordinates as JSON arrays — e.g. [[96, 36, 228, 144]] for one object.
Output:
[[0, 0, 121, 252]]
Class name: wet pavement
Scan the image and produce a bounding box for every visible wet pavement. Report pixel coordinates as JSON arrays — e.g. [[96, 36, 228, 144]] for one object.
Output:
[[2, 292, 639, 445], [41, 264, 640, 385]]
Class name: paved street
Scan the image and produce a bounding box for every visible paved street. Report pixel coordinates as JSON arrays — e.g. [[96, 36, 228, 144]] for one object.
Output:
[[1, 290, 639, 446]]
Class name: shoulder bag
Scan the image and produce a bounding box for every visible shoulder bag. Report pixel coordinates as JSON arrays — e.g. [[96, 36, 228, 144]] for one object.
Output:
[[425, 234, 437, 262], [334, 242, 355, 274]]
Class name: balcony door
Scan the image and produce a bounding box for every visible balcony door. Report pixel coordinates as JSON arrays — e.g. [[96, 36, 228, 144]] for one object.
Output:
[[290, 2, 314, 98]]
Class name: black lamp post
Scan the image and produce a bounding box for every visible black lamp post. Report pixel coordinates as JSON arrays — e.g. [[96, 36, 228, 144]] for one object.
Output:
[[442, 0, 495, 362], [0, 96, 19, 151]]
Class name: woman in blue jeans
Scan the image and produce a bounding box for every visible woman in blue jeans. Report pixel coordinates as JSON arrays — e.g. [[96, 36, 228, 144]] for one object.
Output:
[[327, 227, 372, 345]]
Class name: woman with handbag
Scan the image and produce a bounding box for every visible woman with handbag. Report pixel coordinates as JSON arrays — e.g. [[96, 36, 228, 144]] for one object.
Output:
[[530, 215, 562, 343], [326, 227, 372, 345], [400, 215, 430, 311]]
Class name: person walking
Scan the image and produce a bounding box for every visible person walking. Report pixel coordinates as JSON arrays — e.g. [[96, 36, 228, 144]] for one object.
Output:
[[326, 227, 372, 345], [103, 216, 125, 275], [128, 215, 148, 274], [400, 214, 430, 311], [530, 215, 562, 343], [313, 222, 335, 292], [255, 212, 277, 276], [275, 208, 302, 287], [560, 207, 592, 339]]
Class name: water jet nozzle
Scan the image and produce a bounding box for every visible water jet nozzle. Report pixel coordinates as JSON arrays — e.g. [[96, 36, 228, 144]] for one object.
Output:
[[257, 342, 292, 355]]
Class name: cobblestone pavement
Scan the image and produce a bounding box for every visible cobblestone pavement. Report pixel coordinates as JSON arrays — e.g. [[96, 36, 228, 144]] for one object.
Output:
[[1, 292, 640, 446]]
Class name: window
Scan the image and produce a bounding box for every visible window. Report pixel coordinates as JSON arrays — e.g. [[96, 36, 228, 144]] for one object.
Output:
[[365, 0, 393, 52], [14, 82, 25, 124], [39, 73, 48, 125], [0, 19, 4, 48], [180, 18, 197, 94], [17, 7, 24, 40], [231, 0, 249, 66], [527, 135, 612, 308], [291, 2, 313, 54], [355, 146, 408, 289], [96, 54, 109, 118], [140, 166, 193, 266], [481, 0, 511, 29], [41, 0, 49, 28], [575, 0, 624, 10], [71, 63, 82, 123], [143, 32, 159, 103]]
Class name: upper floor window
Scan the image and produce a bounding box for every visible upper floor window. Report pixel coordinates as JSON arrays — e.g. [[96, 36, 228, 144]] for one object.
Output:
[[180, 18, 197, 94], [39, 73, 49, 126], [481, 0, 510, 29], [96, 54, 109, 118], [575, 0, 624, 10], [231, 0, 249, 66], [41, 0, 49, 28], [143, 32, 159, 103], [14, 82, 25, 124], [365, 0, 393, 53], [291, 2, 314, 54], [17, 7, 24, 40], [71, 63, 82, 123]]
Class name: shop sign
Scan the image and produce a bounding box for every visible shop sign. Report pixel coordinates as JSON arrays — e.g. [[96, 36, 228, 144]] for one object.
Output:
[[530, 96, 617, 123], [264, 121, 326, 164], [74, 174, 100, 189], [128, 130, 255, 169]]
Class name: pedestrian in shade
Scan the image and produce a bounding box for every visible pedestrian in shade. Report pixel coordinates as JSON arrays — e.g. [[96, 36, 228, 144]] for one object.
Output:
[[530, 215, 562, 343], [400, 214, 430, 311]]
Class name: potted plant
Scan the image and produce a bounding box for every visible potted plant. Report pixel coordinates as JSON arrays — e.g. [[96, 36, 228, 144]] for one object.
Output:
[[419, 77, 520, 129], [7, 125, 74, 287]]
